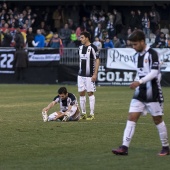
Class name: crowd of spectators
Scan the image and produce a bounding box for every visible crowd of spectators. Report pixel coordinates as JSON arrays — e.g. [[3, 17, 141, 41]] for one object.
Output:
[[1, 2, 170, 50]]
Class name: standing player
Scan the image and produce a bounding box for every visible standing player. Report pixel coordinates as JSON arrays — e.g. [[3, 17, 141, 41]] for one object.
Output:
[[78, 31, 100, 120], [112, 29, 169, 156], [42, 87, 80, 122]]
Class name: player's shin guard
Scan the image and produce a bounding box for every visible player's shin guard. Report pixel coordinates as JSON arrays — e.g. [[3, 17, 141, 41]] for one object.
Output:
[[156, 121, 169, 147], [80, 96, 86, 114], [122, 120, 136, 147], [89, 95, 95, 115]]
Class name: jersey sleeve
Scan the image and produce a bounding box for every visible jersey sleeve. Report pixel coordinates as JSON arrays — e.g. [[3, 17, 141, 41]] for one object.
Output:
[[91, 44, 100, 59], [68, 93, 77, 106], [53, 95, 60, 103], [150, 50, 159, 70]]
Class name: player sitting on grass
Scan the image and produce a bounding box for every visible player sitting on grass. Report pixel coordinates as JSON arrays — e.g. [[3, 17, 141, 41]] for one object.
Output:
[[42, 87, 80, 122]]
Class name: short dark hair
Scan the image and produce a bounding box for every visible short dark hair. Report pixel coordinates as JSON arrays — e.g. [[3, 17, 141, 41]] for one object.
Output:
[[80, 31, 91, 41], [128, 29, 145, 42], [58, 87, 67, 95]]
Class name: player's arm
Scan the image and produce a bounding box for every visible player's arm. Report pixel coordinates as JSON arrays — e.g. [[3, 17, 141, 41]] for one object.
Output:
[[130, 52, 159, 89], [92, 58, 100, 82], [64, 94, 79, 117], [42, 101, 56, 113], [64, 101, 78, 117], [130, 69, 158, 89]]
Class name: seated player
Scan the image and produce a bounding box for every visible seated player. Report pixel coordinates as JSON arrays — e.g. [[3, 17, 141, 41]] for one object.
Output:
[[42, 87, 80, 122]]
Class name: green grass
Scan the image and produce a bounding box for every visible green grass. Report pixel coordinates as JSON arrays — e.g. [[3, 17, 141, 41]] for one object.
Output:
[[0, 84, 170, 170]]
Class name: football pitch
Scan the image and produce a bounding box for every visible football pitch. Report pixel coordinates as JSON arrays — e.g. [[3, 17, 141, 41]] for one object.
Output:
[[0, 84, 170, 170]]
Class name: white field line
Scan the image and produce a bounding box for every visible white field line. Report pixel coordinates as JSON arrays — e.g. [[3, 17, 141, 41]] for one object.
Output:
[[75, 122, 170, 126]]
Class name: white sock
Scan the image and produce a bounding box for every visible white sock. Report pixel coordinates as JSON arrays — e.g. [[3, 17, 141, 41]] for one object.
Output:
[[80, 96, 86, 114], [48, 112, 58, 121], [156, 121, 169, 147], [122, 120, 136, 147], [89, 95, 95, 115]]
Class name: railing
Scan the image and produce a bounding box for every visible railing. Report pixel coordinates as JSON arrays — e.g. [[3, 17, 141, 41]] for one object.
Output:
[[59, 48, 107, 66], [0, 47, 108, 66]]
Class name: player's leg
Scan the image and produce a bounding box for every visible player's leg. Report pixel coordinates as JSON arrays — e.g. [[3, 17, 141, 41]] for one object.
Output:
[[48, 111, 64, 121], [62, 105, 80, 121], [86, 77, 96, 120], [78, 75, 87, 119], [148, 102, 169, 156], [112, 99, 144, 155]]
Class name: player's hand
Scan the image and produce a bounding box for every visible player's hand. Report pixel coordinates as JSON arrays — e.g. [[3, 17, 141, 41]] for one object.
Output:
[[130, 81, 140, 89], [91, 74, 97, 82], [42, 107, 48, 113]]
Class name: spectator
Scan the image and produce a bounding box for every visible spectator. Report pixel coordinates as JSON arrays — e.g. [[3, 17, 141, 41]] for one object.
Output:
[[42, 7, 53, 29], [142, 12, 150, 40], [160, 24, 169, 35], [1, 28, 12, 47], [149, 7, 160, 34], [0, 19, 6, 28], [87, 25, 95, 42], [136, 9, 143, 30], [26, 27, 35, 47], [49, 33, 61, 49], [27, 14, 35, 28], [0, 9, 7, 21], [128, 10, 139, 31], [70, 29, 77, 41], [67, 40, 76, 48], [13, 45, 29, 83], [113, 35, 122, 48], [125, 39, 132, 48], [45, 27, 53, 46], [14, 27, 25, 49], [93, 36, 102, 51], [52, 6, 62, 32], [59, 23, 71, 47], [86, 19, 93, 33], [18, 13, 25, 29], [106, 14, 115, 39], [98, 9, 106, 26], [39, 21, 47, 31], [68, 19, 76, 31], [90, 5, 99, 25], [125, 27, 133, 42], [100, 30, 109, 45], [166, 37, 170, 48], [69, 5, 80, 28], [113, 9, 123, 34], [81, 16, 88, 30], [103, 37, 114, 48], [75, 25, 86, 46], [94, 23, 103, 40], [151, 32, 166, 48], [34, 29, 45, 48]]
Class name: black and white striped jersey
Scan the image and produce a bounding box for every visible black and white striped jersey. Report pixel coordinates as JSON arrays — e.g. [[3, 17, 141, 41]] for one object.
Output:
[[78, 44, 99, 77], [53, 93, 78, 112], [133, 46, 163, 103]]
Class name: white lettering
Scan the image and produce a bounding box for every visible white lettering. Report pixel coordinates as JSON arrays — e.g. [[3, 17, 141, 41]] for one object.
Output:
[[98, 66, 105, 71], [98, 72, 106, 81], [98, 71, 135, 82], [115, 72, 122, 81], [0, 54, 14, 68], [106, 72, 114, 81], [123, 72, 133, 81]]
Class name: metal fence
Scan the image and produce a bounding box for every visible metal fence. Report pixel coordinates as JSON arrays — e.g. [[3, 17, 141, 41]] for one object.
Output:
[[59, 48, 107, 66], [0, 47, 107, 66]]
